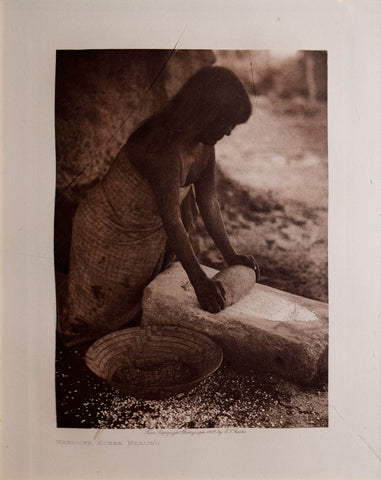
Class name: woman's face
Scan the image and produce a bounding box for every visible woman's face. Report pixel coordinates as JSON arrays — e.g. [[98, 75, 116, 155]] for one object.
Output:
[[196, 118, 236, 146]]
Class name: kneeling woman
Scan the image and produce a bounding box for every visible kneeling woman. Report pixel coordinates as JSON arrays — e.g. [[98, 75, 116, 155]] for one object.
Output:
[[60, 66, 259, 346]]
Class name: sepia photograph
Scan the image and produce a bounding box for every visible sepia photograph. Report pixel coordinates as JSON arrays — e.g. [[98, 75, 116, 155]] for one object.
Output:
[[54, 49, 328, 429], [2, 1, 380, 479]]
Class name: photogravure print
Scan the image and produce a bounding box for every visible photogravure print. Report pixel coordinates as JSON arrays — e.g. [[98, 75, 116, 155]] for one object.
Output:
[[54, 49, 328, 430]]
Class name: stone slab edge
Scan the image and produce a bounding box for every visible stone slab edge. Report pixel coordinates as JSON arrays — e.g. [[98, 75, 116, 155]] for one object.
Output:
[[142, 263, 328, 385]]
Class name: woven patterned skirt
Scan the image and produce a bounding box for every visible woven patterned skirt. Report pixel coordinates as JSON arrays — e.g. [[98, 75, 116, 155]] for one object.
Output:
[[59, 151, 188, 346]]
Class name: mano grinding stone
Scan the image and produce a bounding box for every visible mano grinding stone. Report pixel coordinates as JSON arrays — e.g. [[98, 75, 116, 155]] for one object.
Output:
[[212, 265, 256, 307]]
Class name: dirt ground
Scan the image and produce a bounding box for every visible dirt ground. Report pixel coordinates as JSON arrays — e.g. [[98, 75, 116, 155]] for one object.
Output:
[[56, 95, 329, 429], [56, 337, 328, 429]]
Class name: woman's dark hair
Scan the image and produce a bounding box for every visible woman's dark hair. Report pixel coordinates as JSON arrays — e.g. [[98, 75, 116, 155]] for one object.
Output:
[[168, 66, 252, 135], [130, 66, 252, 149]]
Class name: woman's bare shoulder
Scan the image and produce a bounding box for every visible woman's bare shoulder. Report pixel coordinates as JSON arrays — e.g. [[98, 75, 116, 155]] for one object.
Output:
[[195, 144, 215, 171], [126, 132, 180, 185]]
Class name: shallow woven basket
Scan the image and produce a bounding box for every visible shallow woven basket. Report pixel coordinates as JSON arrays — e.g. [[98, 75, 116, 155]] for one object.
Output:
[[85, 325, 223, 399]]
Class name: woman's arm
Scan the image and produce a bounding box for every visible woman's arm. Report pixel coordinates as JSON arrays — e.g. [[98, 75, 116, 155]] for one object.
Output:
[[147, 154, 226, 313], [194, 149, 260, 275]]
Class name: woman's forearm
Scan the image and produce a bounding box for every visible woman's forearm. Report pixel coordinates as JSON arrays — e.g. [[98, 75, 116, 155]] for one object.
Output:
[[198, 198, 237, 263], [162, 216, 208, 285], [163, 214, 227, 313]]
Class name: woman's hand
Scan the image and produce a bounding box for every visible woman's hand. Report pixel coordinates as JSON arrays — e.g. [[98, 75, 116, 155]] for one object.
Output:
[[193, 277, 226, 313], [227, 253, 260, 280]]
